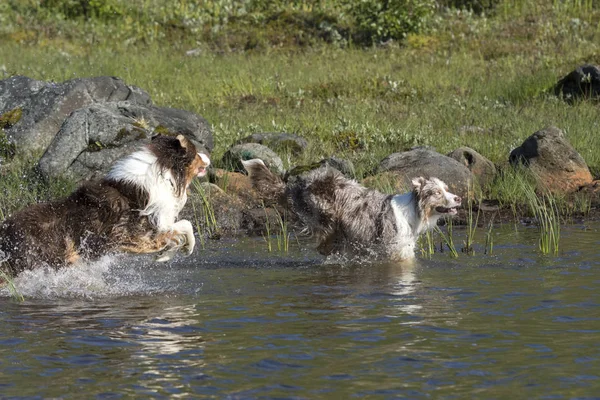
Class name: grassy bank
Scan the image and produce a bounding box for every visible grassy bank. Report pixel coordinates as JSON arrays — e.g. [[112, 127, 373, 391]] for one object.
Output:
[[0, 0, 599, 220]]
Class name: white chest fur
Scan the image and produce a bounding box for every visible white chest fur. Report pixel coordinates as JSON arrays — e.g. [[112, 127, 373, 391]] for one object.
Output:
[[106, 148, 184, 230]]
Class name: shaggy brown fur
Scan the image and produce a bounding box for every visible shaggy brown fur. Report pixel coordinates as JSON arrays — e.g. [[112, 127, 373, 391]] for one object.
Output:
[[0, 135, 209, 277]]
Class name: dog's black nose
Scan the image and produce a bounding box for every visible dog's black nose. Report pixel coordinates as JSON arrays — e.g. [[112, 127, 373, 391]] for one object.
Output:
[[454, 196, 462, 203]]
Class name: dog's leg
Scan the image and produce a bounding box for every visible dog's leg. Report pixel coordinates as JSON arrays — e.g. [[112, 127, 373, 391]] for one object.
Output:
[[119, 231, 176, 255], [155, 220, 195, 262], [316, 232, 336, 256]]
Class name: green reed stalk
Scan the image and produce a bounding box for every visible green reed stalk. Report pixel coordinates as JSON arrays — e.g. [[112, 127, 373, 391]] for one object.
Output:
[[524, 187, 560, 255], [191, 182, 219, 243], [190, 199, 206, 250], [484, 219, 494, 256], [463, 195, 480, 255], [0, 270, 24, 302], [419, 229, 435, 259], [274, 208, 290, 252], [435, 219, 458, 258], [261, 201, 273, 252]]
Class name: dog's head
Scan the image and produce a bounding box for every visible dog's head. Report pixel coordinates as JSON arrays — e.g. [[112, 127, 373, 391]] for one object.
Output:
[[149, 134, 211, 194], [412, 177, 461, 218]]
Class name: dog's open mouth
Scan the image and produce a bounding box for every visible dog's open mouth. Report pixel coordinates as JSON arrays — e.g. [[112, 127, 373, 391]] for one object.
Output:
[[197, 166, 207, 177], [435, 206, 458, 215]]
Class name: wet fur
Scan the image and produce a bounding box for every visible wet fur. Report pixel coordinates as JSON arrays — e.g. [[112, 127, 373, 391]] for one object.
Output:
[[243, 159, 461, 260], [0, 135, 210, 277]]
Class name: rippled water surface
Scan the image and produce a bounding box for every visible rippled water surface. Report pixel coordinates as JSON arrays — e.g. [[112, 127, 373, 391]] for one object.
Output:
[[1, 223, 600, 399]]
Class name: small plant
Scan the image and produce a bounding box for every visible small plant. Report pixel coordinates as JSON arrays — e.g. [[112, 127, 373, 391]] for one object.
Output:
[[274, 208, 290, 253], [484, 218, 494, 255], [435, 219, 458, 258], [191, 181, 219, 246], [260, 203, 290, 253], [347, 0, 436, 44], [463, 187, 481, 255], [523, 186, 561, 255], [0, 269, 24, 302], [419, 229, 435, 259], [261, 201, 273, 252]]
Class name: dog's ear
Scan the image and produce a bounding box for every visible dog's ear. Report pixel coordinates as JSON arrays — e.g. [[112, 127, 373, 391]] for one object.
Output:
[[411, 177, 426, 193], [176, 134, 188, 149]]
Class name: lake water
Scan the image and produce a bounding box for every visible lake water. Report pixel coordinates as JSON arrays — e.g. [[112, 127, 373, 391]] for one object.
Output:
[[1, 223, 600, 399]]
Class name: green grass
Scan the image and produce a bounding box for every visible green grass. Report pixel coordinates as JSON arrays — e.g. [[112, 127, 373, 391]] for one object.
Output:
[[2, 7, 600, 179], [0, 158, 75, 219]]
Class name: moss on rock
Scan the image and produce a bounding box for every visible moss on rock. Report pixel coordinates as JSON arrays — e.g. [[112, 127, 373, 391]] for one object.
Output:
[[0, 108, 22, 129]]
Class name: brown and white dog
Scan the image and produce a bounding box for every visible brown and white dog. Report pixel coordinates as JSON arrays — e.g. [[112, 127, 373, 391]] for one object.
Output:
[[0, 134, 210, 277], [242, 159, 461, 260]]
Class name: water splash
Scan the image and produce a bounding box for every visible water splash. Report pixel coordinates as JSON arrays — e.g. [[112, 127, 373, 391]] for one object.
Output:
[[0, 255, 163, 299]]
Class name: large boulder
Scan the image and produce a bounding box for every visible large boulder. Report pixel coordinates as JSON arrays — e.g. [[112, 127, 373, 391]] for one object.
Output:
[[221, 143, 284, 174], [376, 148, 473, 197], [237, 132, 308, 156], [554, 64, 600, 101], [0, 76, 151, 154], [509, 126, 592, 193], [447, 147, 496, 187], [37, 101, 213, 181]]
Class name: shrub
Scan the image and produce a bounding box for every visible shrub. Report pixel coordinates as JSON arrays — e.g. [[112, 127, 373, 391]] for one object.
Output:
[[40, 0, 125, 20], [438, 0, 501, 14], [347, 0, 436, 44]]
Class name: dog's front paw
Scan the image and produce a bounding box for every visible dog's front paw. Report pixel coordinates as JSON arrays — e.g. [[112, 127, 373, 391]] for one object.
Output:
[[175, 220, 195, 256], [155, 250, 176, 263], [154, 220, 195, 262]]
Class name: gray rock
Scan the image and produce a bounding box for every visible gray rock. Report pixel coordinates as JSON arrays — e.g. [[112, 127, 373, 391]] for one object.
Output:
[[285, 157, 355, 180], [377, 148, 473, 197], [509, 126, 592, 193], [237, 132, 308, 155], [221, 143, 284, 174], [319, 157, 355, 178], [37, 101, 213, 181], [0, 75, 151, 154], [447, 147, 496, 187], [554, 64, 600, 101]]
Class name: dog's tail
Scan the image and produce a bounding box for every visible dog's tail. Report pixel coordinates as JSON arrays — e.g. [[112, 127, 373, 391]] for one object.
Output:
[[242, 159, 287, 205]]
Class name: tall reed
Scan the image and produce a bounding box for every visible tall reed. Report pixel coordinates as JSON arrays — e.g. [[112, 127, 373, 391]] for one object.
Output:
[[435, 219, 458, 258], [419, 230, 435, 259], [484, 219, 494, 256], [0, 270, 24, 302], [527, 191, 561, 255], [191, 181, 219, 248], [463, 188, 481, 255], [261, 201, 273, 252], [274, 208, 290, 253]]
